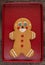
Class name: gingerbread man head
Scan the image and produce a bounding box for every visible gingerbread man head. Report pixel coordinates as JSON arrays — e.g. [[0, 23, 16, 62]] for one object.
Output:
[[14, 18, 32, 32]]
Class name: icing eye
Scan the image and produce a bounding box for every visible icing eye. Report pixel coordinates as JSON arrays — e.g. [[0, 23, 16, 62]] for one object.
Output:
[[24, 23, 27, 26], [18, 22, 22, 26]]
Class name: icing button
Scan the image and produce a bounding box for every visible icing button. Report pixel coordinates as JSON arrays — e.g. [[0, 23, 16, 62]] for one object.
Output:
[[21, 45, 23, 47], [21, 35, 24, 37], [21, 40, 23, 42]]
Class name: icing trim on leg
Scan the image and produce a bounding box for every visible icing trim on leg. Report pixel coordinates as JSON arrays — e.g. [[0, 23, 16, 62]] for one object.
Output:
[[10, 49, 17, 58], [10, 50, 16, 58], [26, 49, 32, 56], [12, 49, 17, 56], [28, 50, 34, 57], [26, 49, 34, 57]]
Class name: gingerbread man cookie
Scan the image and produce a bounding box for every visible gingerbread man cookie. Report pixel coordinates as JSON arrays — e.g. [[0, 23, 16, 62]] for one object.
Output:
[[9, 18, 36, 58]]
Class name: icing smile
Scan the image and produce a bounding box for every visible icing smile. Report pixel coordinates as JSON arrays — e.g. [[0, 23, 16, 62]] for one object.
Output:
[[19, 28, 26, 32]]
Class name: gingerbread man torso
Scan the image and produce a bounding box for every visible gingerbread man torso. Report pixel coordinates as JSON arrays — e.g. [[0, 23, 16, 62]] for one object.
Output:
[[13, 30, 32, 56]]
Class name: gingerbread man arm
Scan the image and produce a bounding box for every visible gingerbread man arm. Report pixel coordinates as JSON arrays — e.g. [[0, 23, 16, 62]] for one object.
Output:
[[9, 31, 15, 40], [30, 31, 36, 40]]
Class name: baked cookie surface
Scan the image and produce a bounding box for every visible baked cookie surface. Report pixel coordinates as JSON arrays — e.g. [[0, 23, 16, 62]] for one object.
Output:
[[9, 18, 36, 58]]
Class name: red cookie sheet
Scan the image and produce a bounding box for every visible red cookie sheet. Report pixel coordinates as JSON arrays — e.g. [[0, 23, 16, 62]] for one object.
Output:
[[2, 2, 43, 62]]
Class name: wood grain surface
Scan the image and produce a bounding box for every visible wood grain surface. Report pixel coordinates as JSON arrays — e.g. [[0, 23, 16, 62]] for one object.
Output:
[[0, 0, 45, 65]]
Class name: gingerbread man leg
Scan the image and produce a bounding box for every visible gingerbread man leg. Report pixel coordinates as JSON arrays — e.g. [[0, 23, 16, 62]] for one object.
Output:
[[9, 47, 21, 58], [26, 49, 34, 57], [9, 49, 17, 58]]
